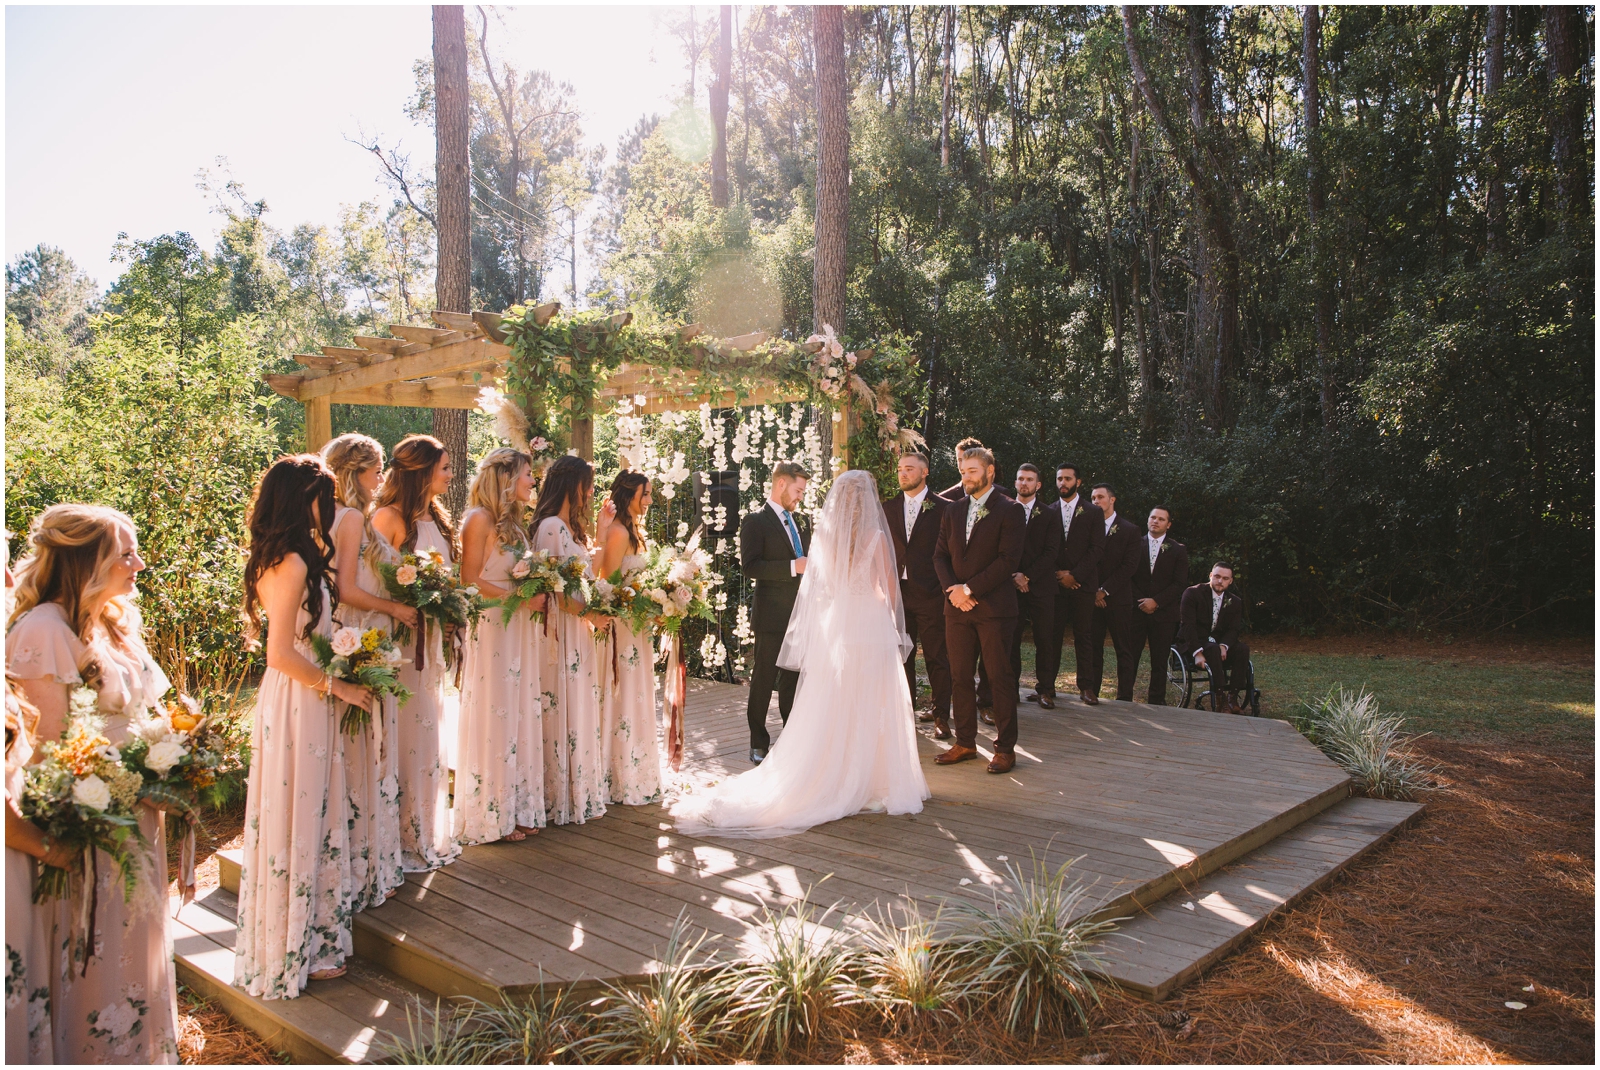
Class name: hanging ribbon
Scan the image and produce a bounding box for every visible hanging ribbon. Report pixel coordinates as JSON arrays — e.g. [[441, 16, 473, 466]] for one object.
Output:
[[80, 847, 97, 977], [664, 632, 686, 772], [177, 811, 198, 905], [414, 616, 428, 672], [610, 624, 621, 695]]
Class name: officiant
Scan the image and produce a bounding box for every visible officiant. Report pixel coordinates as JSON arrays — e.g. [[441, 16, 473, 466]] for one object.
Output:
[[738, 461, 812, 764]]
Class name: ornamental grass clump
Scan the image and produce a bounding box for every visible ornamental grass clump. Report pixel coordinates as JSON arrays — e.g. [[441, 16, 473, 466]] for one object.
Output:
[[848, 894, 977, 1033], [583, 910, 735, 1064], [1292, 685, 1436, 801], [946, 854, 1118, 1037], [458, 983, 587, 1065], [375, 998, 484, 1065], [725, 887, 859, 1059]]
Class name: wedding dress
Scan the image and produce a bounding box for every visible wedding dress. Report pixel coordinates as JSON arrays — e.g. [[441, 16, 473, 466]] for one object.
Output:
[[670, 470, 930, 838]]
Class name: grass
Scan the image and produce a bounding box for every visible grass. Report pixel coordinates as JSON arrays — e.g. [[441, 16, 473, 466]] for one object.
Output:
[[914, 635, 1594, 744], [1289, 685, 1437, 799]]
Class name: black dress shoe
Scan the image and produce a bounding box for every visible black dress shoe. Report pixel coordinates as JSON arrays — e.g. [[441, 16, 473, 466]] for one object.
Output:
[[1080, 690, 1100, 706], [1037, 693, 1056, 709], [749, 748, 766, 765]]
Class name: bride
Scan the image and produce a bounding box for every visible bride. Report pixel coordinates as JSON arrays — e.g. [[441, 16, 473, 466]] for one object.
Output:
[[670, 469, 930, 838]]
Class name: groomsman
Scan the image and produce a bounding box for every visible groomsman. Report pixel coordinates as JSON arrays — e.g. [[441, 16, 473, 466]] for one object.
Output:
[[1130, 506, 1189, 705], [885, 452, 954, 739], [1034, 463, 1104, 705], [1087, 484, 1141, 702], [738, 461, 811, 763], [978, 464, 1060, 712], [933, 442, 1026, 774], [1178, 562, 1250, 713]]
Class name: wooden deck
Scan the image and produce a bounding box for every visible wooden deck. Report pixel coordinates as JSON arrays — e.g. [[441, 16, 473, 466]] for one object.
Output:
[[323, 679, 1353, 999]]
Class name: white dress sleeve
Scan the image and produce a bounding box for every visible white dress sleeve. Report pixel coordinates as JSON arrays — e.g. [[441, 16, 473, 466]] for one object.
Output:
[[5, 605, 85, 684]]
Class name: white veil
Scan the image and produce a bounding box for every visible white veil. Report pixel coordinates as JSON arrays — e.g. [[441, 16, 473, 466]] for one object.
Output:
[[777, 469, 913, 674]]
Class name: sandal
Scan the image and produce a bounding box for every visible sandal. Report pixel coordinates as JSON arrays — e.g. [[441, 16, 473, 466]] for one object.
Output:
[[504, 829, 526, 842]]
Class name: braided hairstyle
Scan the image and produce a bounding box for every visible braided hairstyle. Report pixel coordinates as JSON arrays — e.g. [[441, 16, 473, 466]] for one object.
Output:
[[320, 432, 385, 567], [468, 448, 533, 552], [531, 455, 594, 544], [608, 470, 651, 554], [375, 434, 457, 555], [243, 454, 339, 642]]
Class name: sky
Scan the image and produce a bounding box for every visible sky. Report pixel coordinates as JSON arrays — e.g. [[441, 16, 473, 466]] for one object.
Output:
[[5, 4, 695, 291]]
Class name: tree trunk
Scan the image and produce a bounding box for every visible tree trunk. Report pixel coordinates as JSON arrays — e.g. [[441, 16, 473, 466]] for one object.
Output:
[[940, 6, 955, 168], [1184, 7, 1237, 427], [711, 6, 732, 208], [1304, 5, 1335, 430], [1544, 5, 1581, 229], [1484, 6, 1507, 253], [814, 5, 850, 463], [433, 4, 472, 515], [1126, 97, 1157, 435]]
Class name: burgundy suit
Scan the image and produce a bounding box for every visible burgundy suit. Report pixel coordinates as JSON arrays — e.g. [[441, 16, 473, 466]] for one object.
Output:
[[933, 488, 1027, 754], [1087, 511, 1142, 700], [885, 489, 953, 720], [1130, 535, 1189, 704], [1039, 495, 1105, 697]]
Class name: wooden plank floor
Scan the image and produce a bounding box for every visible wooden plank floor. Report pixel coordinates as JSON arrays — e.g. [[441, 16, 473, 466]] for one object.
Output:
[[346, 680, 1352, 998]]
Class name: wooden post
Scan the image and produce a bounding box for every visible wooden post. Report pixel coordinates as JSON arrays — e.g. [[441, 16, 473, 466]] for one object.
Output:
[[305, 397, 332, 453], [571, 340, 594, 461], [830, 398, 851, 471]]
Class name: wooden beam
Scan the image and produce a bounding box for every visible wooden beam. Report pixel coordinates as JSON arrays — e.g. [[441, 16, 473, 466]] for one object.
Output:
[[264, 373, 306, 399], [305, 396, 332, 452], [472, 311, 508, 342], [530, 302, 560, 327], [677, 323, 705, 342], [322, 346, 376, 362], [294, 353, 346, 371], [389, 325, 464, 347], [327, 381, 483, 409], [624, 384, 808, 416], [430, 311, 482, 334], [721, 330, 769, 352], [297, 337, 509, 401]]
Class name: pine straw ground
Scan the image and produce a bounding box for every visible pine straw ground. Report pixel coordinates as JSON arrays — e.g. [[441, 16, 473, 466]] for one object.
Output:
[[176, 684, 1593, 1064]]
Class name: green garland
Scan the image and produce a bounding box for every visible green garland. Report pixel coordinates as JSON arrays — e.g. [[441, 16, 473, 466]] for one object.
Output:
[[496, 305, 927, 477]]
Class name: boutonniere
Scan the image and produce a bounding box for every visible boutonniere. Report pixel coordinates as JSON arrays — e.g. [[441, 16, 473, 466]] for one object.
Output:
[[1158, 542, 1169, 554], [1074, 505, 1084, 517], [919, 498, 935, 514], [1109, 523, 1120, 536], [974, 504, 990, 522]]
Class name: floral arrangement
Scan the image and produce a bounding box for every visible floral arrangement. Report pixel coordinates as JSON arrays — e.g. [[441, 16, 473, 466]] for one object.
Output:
[[376, 549, 487, 667], [307, 626, 412, 735], [120, 693, 238, 813], [583, 566, 647, 624], [20, 689, 150, 902], [627, 534, 718, 636], [489, 547, 584, 625]]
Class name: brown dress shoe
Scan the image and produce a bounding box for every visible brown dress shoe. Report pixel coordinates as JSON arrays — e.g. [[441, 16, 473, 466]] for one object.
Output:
[[987, 752, 1016, 774], [1037, 693, 1056, 709], [1080, 690, 1100, 706], [916, 708, 937, 723], [979, 707, 996, 726], [934, 744, 979, 765], [932, 719, 952, 740]]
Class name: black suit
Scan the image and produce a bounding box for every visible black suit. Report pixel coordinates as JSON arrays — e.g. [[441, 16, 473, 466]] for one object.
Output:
[[977, 497, 1061, 705], [933, 490, 1027, 754], [1130, 535, 1190, 704], [738, 503, 811, 750], [1087, 512, 1142, 700], [1178, 583, 1250, 693], [1038, 495, 1105, 697], [885, 489, 953, 720]]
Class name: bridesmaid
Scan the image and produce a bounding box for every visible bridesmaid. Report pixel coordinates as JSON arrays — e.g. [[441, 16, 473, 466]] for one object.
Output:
[[7, 503, 180, 1060], [371, 435, 461, 871], [595, 471, 662, 805], [321, 434, 409, 909], [531, 456, 610, 825], [456, 448, 545, 844], [235, 455, 369, 999], [6, 677, 68, 1062]]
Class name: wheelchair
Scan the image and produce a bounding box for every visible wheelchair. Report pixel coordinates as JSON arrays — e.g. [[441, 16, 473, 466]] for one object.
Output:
[[1165, 646, 1260, 715]]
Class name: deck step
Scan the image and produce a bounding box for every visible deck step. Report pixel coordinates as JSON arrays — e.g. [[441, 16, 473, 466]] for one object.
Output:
[[1094, 795, 1425, 1001], [173, 886, 442, 1064]]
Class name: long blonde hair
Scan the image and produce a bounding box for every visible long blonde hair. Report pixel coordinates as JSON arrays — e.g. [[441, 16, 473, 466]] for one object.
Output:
[[468, 448, 532, 552], [321, 433, 385, 570], [8, 503, 142, 690]]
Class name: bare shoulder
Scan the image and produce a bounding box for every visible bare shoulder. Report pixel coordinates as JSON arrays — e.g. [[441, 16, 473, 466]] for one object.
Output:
[[371, 505, 404, 537], [460, 507, 492, 536]]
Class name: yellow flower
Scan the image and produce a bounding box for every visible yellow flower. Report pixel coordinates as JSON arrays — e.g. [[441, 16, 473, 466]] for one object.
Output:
[[361, 628, 383, 652]]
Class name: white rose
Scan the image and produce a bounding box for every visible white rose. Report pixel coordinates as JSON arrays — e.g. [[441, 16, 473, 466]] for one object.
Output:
[[94, 743, 122, 764], [130, 716, 169, 744], [594, 578, 614, 600], [72, 775, 112, 811], [511, 557, 531, 579], [144, 740, 187, 778], [672, 586, 694, 608], [381, 645, 403, 666], [395, 564, 419, 586], [330, 627, 363, 657]]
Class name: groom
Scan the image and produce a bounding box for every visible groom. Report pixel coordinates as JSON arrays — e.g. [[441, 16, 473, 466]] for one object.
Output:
[[738, 461, 811, 764], [933, 441, 1027, 774]]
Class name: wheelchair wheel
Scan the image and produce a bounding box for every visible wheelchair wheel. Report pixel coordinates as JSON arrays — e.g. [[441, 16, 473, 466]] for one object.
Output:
[[1247, 660, 1261, 716], [1165, 648, 1192, 708]]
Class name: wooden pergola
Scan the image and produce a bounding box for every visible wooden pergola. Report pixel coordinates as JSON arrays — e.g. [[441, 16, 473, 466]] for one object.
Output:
[[263, 302, 841, 460]]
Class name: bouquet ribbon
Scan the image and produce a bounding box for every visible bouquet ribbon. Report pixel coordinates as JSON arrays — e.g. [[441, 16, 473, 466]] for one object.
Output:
[[414, 617, 428, 672], [177, 811, 198, 905], [664, 632, 686, 772]]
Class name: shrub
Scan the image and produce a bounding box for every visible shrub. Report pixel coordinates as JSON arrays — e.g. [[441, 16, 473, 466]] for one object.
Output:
[[460, 984, 587, 1065], [946, 854, 1118, 1037], [375, 998, 483, 1064], [583, 910, 734, 1064], [723, 886, 858, 1059], [1291, 685, 1436, 800], [848, 894, 977, 1033]]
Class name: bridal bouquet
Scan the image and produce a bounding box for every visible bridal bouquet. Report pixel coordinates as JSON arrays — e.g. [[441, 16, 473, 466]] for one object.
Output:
[[307, 625, 412, 735], [583, 566, 647, 623], [629, 535, 717, 636], [120, 693, 236, 813], [488, 547, 575, 625], [20, 689, 150, 903], [377, 549, 487, 666]]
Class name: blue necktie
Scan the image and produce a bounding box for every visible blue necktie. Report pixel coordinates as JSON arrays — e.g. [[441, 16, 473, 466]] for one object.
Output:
[[780, 509, 803, 558]]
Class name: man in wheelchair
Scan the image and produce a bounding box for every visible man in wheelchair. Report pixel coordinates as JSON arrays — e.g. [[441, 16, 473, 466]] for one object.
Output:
[[1178, 561, 1251, 715]]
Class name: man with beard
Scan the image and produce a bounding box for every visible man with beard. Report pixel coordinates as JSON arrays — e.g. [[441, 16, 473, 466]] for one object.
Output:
[[884, 452, 954, 738], [1087, 483, 1141, 702], [1033, 463, 1105, 706], [978, 464, 1061, 713], [1130, 505, 1189, 705], [1178, 562, 1251, 713], [933, 442, 1027, 773]]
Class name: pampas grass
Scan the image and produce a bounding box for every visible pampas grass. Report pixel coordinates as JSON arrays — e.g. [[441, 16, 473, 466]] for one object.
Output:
[[1292, 684, 1436, 800]]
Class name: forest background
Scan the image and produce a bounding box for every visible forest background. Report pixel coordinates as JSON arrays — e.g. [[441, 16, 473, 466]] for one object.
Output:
[[5, 5, 1593, 699]]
